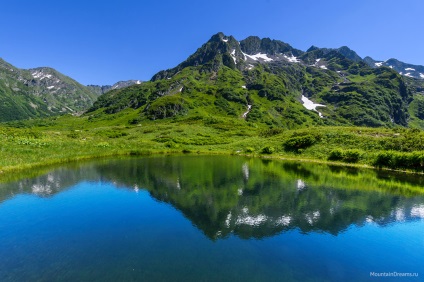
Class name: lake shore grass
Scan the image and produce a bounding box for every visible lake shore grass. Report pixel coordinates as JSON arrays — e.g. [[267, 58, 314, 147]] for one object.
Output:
[[0, 110, 424, 177], [2, 147, 424, 198], [1, 113, 424, 178]]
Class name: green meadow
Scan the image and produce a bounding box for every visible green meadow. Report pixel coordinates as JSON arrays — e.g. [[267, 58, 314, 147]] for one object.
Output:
[[1, 108, 424, 176]]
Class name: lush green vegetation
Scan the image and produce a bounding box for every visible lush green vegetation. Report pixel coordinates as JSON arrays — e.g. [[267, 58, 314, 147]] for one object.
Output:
[[1, 33, 424, 175], [0, 59, 100, 122], [0, 60, 52, 121], [1, 106, 424, 176]]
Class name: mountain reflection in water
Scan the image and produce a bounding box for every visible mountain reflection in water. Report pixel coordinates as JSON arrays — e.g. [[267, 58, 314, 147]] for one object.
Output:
[[1, 155, 424, 240]]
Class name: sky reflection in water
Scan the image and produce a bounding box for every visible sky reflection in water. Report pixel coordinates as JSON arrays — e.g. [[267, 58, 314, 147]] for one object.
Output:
[[0, 156, 423, 281]]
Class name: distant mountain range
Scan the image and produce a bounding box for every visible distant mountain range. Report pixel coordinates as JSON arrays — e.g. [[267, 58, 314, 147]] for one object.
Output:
[[0, 58, 140, 121], [152, 33, 424, 82], [87, 80, 142, 96], [1, 32, 424, 126], [363, 57, 424, 80], [91, 32, 424, 128]]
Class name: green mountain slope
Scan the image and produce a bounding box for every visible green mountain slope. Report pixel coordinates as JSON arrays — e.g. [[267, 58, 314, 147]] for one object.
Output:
[[0, 58, 101, 121], [27, 67, 99, 112], [89, 32, 416, 129], [0, 59, 52, 121]]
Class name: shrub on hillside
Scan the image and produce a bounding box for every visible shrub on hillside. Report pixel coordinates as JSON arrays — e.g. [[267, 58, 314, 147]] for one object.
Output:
[[328, 148, 362, 163], [261, 146, 275, 154], [214, 97, 237, 116], [128, 117, 142, 125], [328, 148, 344, 161], [373, 151, 424, 170], [245, 147, 255, 153], [260, 127, 284, 137], [283, 133, 321, 152], [67, 131, 80, 139], [147, 96, 188, 120], [220, 88, 247, 104]]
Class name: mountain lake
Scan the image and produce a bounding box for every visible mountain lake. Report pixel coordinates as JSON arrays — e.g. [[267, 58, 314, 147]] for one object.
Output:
[[0, 155, 423, 281]]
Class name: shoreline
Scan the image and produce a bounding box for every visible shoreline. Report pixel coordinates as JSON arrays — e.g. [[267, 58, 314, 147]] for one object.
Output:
[[1, 149, 423, 182]]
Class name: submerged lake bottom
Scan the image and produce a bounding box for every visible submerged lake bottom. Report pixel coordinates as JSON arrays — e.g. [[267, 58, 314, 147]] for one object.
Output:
[[0, 155, 423, 281]]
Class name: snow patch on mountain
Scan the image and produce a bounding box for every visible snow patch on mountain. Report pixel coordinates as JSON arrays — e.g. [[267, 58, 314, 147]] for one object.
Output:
[[242, 105, 252, 118], [320, 65, 328, 70], [420, 73, 424, 79], [284, 54, 299, 63], [231, 49, 237, 64], [314, 58, 324, 67], [375, 62, 383, 67], [243, 52, 273, 62], [405, 68, 415, 71], [31, 71, 52, 80], [301, 95, 326, 118]]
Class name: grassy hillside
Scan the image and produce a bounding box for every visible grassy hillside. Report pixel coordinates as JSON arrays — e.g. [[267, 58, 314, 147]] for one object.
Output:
[[1, 108, 424, 175], [0, 59, 53, 121], [0, 58, 101, 122], [405, 76, 424, 128], [90, 33, 414, 130], [91, 64, 413, 129]]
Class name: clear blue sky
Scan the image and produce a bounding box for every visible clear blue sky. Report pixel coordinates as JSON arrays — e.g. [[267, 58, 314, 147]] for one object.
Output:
[[1, 0, 422, 85]]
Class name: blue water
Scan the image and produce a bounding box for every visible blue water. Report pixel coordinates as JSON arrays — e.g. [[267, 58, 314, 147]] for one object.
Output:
[[0, 156, 423, 281]]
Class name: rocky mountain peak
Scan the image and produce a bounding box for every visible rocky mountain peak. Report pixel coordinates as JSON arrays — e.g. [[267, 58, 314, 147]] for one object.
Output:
[[151, 32, 424, 82], [240, 36, 302, 56], [337, 46, 362, 62], [364, 57, 424, 79], [363, 56, 376, 65], [307, 46, 320, 52], [87, 80, 143, 96], [151, 32, 246, 80]]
